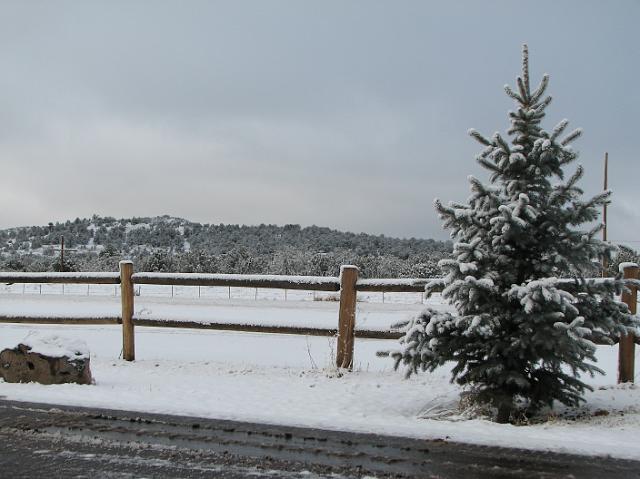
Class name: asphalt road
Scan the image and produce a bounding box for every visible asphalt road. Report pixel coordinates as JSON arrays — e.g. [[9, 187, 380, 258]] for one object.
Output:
[[0, 399, 638, 478]]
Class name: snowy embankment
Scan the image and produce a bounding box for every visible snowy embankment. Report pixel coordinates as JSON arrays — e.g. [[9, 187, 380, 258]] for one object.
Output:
[[0, 293, 639, 460]]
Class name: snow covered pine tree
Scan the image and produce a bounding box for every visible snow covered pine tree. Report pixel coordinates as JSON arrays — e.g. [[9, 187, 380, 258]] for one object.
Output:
[[392, 45, 638, 423]]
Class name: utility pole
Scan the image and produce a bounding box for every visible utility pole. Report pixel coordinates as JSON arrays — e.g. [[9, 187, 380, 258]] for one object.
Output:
[[602, 152, 608, 277], [60, 236, 65, 272]]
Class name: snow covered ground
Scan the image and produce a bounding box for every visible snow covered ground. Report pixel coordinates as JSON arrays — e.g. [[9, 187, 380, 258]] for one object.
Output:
[[1, 292, 639, 460], [0, 292, 437, 332]]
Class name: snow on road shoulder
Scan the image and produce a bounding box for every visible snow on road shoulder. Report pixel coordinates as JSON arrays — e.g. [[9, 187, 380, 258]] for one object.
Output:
[[0, 322, 639, 460]]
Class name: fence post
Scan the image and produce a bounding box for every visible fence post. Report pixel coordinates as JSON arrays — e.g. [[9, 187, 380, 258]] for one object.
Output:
[[119, 261, 135, 361], [619, 263, 638, 383], [337, 265, 359, 369]]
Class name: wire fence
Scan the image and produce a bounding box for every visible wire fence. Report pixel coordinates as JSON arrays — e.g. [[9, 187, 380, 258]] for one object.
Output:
[[0, 282, 428, 304]]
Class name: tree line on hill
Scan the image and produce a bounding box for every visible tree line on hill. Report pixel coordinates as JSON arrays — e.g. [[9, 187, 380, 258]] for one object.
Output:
[[0, 215, 453, 278], [1, 215, 634, 279]]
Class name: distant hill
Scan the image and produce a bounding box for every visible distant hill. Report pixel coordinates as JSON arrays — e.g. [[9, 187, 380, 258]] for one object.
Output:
[[0, 215, 452, 278]]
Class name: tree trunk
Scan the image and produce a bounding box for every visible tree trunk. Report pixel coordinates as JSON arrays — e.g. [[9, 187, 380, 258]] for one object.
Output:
[[496, 402, 512, 424]]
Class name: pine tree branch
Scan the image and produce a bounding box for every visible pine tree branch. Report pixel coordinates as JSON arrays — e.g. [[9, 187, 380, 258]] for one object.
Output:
[[530, 74, 549, 104], [521, 44, 530, 94], [468, 128, 492, 146], [561, 128, 583, 146]]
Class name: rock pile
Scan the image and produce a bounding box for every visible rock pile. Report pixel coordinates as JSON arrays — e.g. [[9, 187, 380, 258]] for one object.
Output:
[[0, 334, 92, 385]]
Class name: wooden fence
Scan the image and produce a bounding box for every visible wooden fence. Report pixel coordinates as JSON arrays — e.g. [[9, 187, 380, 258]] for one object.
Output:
[[0, 263, 433, 369], [0, 262, 637, 380]]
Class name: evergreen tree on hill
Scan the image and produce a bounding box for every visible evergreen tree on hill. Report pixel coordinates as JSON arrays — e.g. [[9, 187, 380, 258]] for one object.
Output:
[[392, 45, 638, 422]]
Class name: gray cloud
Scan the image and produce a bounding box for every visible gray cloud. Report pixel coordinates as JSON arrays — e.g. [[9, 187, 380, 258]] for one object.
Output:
[[0, 0, 638, 243]]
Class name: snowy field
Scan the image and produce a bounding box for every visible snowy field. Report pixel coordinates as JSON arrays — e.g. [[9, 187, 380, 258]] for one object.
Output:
[[1, 290, 640, 460], [0, 290, 437, 333]]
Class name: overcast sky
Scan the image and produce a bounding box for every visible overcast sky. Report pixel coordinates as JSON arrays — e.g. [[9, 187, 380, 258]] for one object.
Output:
[[0, 1, 638, 244]]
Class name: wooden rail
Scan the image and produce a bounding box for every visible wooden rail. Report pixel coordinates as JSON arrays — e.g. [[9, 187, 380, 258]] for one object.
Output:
[[0, 316, 120, 325], [356, 278, 436, 293], [0, 263, 637, 379], [132, 272, 341, 291], [0, 315, 401, 340], [0, 271, 438, 292], [0, 272, 120, 284], [132, 319, 401, 340]]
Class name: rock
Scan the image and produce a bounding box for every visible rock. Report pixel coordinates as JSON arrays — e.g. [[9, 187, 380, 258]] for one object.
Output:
[[0, 335, 92, 385]]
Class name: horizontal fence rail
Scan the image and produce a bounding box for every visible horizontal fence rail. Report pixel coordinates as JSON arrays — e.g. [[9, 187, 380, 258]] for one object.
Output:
[[0, 316, 399, 339], [0, 316, 120, 325], [356, 278, 437, 293], [132, 272, 342, 291], [0, 271, 441, 293], [0, 262, 638, 378], [0, 272, 121, 285], [131, 319, 398, 340]]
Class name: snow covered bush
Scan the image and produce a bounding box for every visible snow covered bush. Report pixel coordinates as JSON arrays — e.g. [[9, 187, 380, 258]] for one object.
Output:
[[607, 244, 640, 278], [392, 45, 638, 423]]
